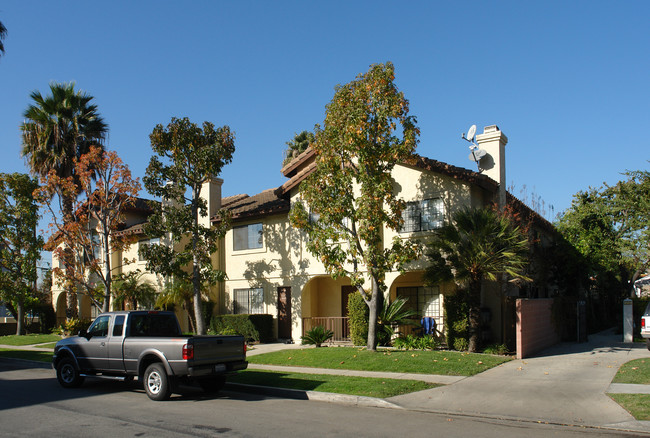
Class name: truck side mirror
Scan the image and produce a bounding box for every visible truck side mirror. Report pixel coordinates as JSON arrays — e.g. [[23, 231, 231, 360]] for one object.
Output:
[[79, 329, 90, 340]]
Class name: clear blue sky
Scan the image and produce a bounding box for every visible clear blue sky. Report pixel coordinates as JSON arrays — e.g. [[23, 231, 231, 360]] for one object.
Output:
[[1, 1, 649, 226]]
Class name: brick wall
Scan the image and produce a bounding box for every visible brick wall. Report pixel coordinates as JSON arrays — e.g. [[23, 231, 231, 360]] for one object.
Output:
[[516, 298, 559, 359]]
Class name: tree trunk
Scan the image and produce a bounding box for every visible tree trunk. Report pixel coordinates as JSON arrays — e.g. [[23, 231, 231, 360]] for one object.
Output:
[[15, 301, 25, 336], [467, 279, 482, 353], [102, 228, 112, 313], [62, 194, 78, 320], [191, 196, 206, 335], [366, 276, 382, 351]]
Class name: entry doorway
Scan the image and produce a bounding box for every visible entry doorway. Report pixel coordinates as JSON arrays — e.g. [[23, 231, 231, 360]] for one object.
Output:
[[277, 287, 292, 340]]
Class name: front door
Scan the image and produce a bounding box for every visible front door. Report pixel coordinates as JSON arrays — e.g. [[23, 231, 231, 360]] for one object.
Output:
[[277, 287, 291, 340]]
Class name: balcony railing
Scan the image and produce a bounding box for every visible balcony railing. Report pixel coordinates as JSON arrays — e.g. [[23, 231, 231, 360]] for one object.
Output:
[[302, 317, 350, 343]]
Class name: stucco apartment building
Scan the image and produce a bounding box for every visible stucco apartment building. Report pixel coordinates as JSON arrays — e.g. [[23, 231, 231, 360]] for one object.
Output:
[[51, 125, 557, 344]]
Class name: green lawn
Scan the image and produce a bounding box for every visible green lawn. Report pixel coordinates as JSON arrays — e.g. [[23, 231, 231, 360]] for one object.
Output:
[[0, 334, 62, 346], [609, 394, 650, 421], [612, 359, 650, 385], [0, 348, 52, 363], [248, 347, 510, 376], [230, 370, 436, 397]]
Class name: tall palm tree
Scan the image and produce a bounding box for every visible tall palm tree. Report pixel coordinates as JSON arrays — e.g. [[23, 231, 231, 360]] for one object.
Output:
[[112, 271, 157, 311], [20, 82, 107, 319], [0, 21, 7, 57], [423, 206, 530, 352]]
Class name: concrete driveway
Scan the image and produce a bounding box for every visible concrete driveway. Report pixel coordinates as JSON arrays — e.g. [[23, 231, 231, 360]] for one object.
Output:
[[388, 329, 650, 432]]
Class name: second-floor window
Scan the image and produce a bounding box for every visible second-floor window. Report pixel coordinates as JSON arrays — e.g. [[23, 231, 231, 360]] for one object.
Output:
[[400, 198, 444, 233], [233, 223, 263, 251], [138, 237, 160, 261]]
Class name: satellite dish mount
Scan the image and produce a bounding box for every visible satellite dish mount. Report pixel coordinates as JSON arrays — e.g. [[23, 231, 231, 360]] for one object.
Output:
[[462, 124, 487, 171]]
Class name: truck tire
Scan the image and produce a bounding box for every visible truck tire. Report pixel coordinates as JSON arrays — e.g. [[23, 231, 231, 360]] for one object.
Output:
[[198, 376, 226, 393], [144, 363, 171, 401], [56, 358, 85, 388]]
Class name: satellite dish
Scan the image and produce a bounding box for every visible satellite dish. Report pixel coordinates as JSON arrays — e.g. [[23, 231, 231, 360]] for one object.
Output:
[[466, 125, 477, 142], [468, 148, 487, 162]]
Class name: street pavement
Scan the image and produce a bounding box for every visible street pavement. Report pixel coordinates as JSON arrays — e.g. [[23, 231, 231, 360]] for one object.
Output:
[[3, 329, 650, 434], [246, 331, 650, 433]]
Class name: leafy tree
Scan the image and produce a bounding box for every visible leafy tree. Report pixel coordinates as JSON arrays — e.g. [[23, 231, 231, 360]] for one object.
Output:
[[556, 170, 650, 326], [111, 270, 157, 310], [36, 147, 140, 313], [283, 130, 315, 165], [290, 62, 420, 351], [0, 173, 43, 335], [21, 82, 107, 319], [142, 117, 235, 335], [0, 20, 7, 57], [423, 207, 530, 352]]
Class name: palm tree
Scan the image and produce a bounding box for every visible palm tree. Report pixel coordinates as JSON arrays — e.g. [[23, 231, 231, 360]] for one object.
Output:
[[156, 278, 198, 333], [283, 130, 314, 165], [20, 82, 107, 319], [0, 21, 7, 57], [112, 271, 157, 310], [423, 206, 530, 352]]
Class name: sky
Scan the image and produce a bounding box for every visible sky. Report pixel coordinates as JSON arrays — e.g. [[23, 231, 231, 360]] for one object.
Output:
[[1, 1, 649, 237]]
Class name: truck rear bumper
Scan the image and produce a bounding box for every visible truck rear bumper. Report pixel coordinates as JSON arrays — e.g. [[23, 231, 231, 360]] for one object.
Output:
[[187, 360, 248, 377]]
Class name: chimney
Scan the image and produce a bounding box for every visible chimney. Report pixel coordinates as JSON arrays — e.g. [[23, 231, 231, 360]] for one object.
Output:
[[200, 177, 223, 228], [476, 125, 508, 208]]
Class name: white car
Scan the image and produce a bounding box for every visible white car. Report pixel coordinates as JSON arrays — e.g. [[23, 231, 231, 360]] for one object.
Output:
[[642, 302, 650, 351]]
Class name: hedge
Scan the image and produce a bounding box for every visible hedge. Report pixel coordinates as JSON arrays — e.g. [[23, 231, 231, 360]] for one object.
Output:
[[210, 314, 275, 343]]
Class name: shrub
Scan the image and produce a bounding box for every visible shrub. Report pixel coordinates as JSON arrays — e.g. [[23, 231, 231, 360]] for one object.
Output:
[[482, 343, 509, 355], [393, 334, 440, 351], [211, 315, 260, 343], [348, 291, 368, 346], [60, 318, 92, 336], [444, 289, 470, 351], [301, 325, 334, 347]]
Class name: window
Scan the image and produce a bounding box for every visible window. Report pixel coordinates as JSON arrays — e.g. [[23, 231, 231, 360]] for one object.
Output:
[[400, 198, 444, 233], [233, 288, 264, 314], [87, 315, 110, 337], [233, 223, 263, 251], [138, 237, 160, 261], [397, 286, 441, 320], [112, 315, 125, 337]]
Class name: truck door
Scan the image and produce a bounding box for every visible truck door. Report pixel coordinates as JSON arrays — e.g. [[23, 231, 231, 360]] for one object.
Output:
[[77, 314, 110, 371], [107, 314, 126, 372]]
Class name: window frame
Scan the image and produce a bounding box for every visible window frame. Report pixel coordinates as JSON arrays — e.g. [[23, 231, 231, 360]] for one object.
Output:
[[233, 223, 264, 251], [400, 198, 444, 233], [232, 287, 264, 314]]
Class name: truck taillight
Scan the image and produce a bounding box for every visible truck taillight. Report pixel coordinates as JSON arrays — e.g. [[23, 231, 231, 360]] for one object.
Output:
[[182, 344, 194, 360], [643, 319, 646, 329], [244, 344, 247, 354]]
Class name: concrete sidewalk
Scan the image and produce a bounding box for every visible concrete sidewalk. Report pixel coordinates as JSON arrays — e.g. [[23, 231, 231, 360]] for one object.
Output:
[[387, 329, 650, 432]]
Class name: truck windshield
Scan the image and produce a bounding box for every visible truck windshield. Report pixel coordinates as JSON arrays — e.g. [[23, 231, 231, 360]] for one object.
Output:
[[128, 314, 181, 337]]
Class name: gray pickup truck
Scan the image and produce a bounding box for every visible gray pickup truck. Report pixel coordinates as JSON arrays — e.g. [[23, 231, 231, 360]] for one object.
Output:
[[52, 310, 247, 400]]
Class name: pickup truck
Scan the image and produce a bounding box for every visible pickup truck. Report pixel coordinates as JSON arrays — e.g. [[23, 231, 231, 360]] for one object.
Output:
[[52, 310, 247, 400], [642, 302, 650, 351]]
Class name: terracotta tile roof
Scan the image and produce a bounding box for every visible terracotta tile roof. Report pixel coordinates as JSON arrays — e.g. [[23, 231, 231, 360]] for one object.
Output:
[[280, 147, 316, 177], [216, 188, 290, 223], [404, 154, 499, 192], [222, 194, 249, 208]]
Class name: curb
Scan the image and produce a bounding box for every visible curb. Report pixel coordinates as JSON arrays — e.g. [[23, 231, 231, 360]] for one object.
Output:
[[225, 382, 402, 409]]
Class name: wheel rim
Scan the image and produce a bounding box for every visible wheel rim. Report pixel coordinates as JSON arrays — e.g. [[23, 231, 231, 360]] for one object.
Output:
[[60, 364, 75, 383], [147, 370, 162, 394]]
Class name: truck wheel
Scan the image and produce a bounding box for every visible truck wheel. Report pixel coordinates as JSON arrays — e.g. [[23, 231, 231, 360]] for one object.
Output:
[[199, 376, 226, 393], [144, 363, 171, 401], [56, 358, 85, 388]]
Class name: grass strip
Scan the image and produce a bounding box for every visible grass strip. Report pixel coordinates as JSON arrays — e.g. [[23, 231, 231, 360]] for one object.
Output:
[[0, 348, 52, 363], [229, 369, 436, 398], [612, 359, 650, 384], [0, 334, 62, 346], [248, 347, 509, 376], [609, 394, 650, 421]]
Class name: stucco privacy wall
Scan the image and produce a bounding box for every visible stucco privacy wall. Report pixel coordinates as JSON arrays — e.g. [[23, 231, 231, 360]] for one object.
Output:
[[516, 298, 559, 359]]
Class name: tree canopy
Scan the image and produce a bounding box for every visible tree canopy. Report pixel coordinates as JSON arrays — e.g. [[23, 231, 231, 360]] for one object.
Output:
[[289, 62, 420, 351], [0, 173, 43, 335], [142, 117, 235, 335]]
